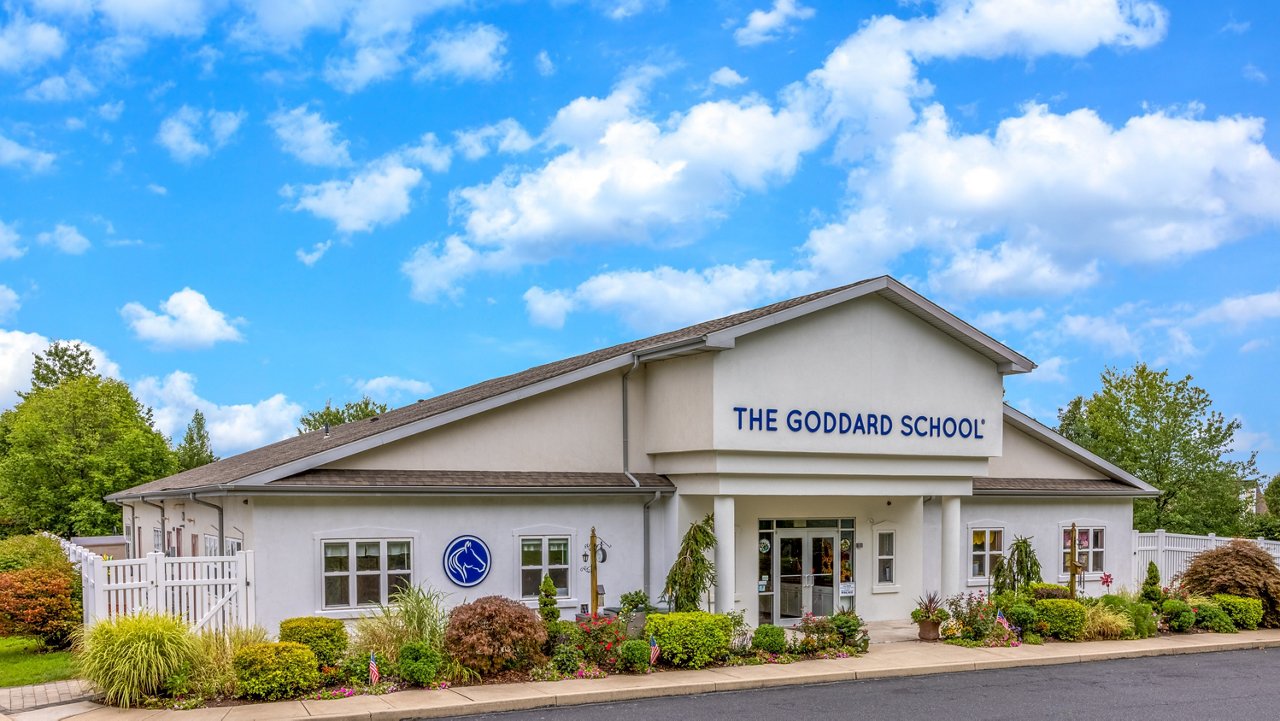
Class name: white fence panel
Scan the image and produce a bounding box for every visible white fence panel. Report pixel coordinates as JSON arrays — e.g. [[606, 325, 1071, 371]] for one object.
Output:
[[1133, 529, 1280, 586]]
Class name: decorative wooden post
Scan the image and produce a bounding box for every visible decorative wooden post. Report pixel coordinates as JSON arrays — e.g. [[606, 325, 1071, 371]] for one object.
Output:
[[1066, 523, 1086, 599], [589, 527, 600, 616]]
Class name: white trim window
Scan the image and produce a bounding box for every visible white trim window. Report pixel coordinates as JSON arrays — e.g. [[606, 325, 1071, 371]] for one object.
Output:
[[970, 528, 1004, 579], [225, 538, 243, 555], [875, 531, 896, 585], [322, 539, 412, 609], [519, 536, 570, 599], [203, 534, 220, 557], [153, 528, 163, 554], [1062, 527, 1105, 574]]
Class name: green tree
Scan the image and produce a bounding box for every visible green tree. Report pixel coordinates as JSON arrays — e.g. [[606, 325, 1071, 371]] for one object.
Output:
[[174, 410, 218, 472], [0, 376, 175, 536], [296, 396, 389, 434], [1057, 363, 1257, 535], [1263, 473, 1280, 517], [662, 513, 717, 612], [19, 341, 96, 400]]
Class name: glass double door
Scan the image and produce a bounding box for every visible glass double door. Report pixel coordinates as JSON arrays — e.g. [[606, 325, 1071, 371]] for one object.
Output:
[[777, 529, 837, 624]]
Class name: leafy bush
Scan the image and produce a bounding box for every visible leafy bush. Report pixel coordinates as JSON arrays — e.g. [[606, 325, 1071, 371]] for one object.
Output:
[[352, 585, 449, 664], [176, 626, 270, 699], [279, 616, 347, 667], [795, 613, 839, 652], [233, 642, 320, 700], [944, 592, 996, 641], [645, 612, 732, 669], [444, 596, 546, 675], [1194, 602, 1236, 634], [620, 589, 657, 614], [76, 613, 195, 707], [1021, 631, 1043, 645], [578, 614, 626, 667], [0, 535, 71, 572], [1178, 540, 1280, 627], [1213, 594, 1264, 631], [830, 609, 869, 652], [338, 650, 389, 685], [1029, 583, 1071, 601], [538, 575, 560, 624], [1006, 603, 1037, 634], [398, 641, 442, 686], [1141, 561, 1164, 604], [549, 642, 584, 674], [1083, 603, 1133, 640], [1128, 602, 1158, 638], [1036, 599, 1087, 641], [1162, 598, 1196, 632], [0, 568, 79, 647], [547, 619, 586, 648], [616, 639, 651, 672], [751, 624, 786, 653]]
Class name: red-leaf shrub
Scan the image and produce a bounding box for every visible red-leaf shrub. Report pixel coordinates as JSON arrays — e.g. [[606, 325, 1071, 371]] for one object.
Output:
[[444, 596, 546, 675], [0, 567, 80, 647], [1177, 540, 1280, 627]]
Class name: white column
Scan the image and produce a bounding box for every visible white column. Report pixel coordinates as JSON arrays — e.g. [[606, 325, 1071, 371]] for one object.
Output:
[[941, 496, 961, 597], [713, 496, 736, 613]]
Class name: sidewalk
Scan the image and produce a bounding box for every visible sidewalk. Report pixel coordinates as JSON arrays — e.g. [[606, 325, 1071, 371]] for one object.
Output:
[[0, 681, 94, 716], [6, 630, 1279, 721]]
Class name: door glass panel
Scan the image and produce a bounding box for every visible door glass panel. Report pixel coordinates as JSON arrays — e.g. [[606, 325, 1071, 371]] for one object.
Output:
[[811, 534, 834, 617], [778, 535, 804, 621]]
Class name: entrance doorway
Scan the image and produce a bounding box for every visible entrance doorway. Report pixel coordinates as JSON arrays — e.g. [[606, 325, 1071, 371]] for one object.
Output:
[[757, 518, 855, 627]]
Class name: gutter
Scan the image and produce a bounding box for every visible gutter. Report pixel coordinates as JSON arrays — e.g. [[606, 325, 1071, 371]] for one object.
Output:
[[139, 498, 165, 554], [189, 494, 224, 557], [111, 484, 672, 500]]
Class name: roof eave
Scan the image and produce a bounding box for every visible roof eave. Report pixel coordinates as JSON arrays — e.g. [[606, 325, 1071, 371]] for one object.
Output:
[[973, 488, 1160, 498], [1001, 405, 1159, 494]]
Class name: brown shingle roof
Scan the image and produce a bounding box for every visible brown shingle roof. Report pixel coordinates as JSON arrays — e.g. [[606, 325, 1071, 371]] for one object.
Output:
[[972, 477, 1149, 495], [268, 469, 673, 491], [110, 278, 878, 499]]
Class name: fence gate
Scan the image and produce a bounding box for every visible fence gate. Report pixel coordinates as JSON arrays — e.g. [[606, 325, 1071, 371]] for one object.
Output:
[[1133, 529, 1280, 586]]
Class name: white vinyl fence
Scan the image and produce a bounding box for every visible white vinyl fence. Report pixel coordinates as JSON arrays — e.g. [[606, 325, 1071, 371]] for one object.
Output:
[[1133, 529, 1280, 586], [45, 533, 255, 632]]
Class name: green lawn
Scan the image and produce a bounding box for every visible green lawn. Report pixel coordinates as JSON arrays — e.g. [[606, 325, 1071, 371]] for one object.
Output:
[[0, 636, 77, 687]]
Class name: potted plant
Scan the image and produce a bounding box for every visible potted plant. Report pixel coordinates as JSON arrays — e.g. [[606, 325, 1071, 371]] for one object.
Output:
[[911, 591, 950, 641]]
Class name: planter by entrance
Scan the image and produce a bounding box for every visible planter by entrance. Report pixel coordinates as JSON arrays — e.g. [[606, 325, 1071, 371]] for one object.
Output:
[[917, 620, 941, 641]]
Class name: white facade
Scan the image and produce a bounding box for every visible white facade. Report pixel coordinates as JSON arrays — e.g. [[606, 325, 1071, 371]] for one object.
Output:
[[113, 277, 1155, 632]]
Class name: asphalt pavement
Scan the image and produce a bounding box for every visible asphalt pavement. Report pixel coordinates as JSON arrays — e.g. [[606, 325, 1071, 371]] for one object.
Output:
[[455, 648, 1278, 721]]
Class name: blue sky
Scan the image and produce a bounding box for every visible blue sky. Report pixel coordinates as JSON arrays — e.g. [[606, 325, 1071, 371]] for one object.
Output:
[[0, 0, 1277, 477]]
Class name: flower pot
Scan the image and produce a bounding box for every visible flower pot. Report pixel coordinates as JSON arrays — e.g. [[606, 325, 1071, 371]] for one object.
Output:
[[917, 619, 941, 641]]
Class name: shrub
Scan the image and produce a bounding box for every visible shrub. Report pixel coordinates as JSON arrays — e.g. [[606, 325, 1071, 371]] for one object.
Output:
[[1194, 602, 1236, 634], [233, 642, 320, 700], [662, 514, 716, 612], [279, 616, 347, 667], [1021, 631, 1043, 645], [551, 643, 584, 674], [178, 625, 270, 699], [944, 592, 996, 641], [830, 609, 869, 652], [338, 650, 390, 685], [547, 619, 586, 648], [751, 624, 786, 653], [77, 613, 196, 707], [1083, 603, 1133, 640], [0, 535, 71, 572], [1162, 598, 1196, 632], [1213, 594, 1264, 631], [1029, 583, 1071, 601], [795, 613, 839, 652], [645, 612, 732, 669], [991, 535, 1042, 595], [1006, 603, 1037, 634], [1141, 561, 1164, 604], [0, 567, 79, 648], [398, 641, 443, 686], [1036, 599, 1087, 641], [444, 596, 546, 675], [616, 639, 651, 673], [620, 589, 657, 614], [1178, 540, 1280, 627], [578, 614, 627, 667], [538, 575, 560, 624], [1128, 602, 1158, 639], [351, 585, 449, 664]]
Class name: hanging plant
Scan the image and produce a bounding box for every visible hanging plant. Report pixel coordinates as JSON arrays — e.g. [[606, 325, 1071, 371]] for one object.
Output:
[[662, 513, 717, 612]]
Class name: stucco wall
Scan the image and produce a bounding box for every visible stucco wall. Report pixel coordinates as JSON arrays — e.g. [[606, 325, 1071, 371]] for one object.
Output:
[[644, 354, 714, 454], [987, 423, 1108, 480], [121, 497, 250, 557]]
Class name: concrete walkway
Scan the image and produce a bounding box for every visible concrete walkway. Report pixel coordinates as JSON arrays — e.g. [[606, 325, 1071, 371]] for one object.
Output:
[[5, 630, 1279, 721], [0, 681, 94, 715]]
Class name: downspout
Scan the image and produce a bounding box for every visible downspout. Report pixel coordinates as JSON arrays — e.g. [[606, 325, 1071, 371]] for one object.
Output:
[[621, 355, 655, 597], [189, 494, 224, 557], [139, 498, 165, 554]]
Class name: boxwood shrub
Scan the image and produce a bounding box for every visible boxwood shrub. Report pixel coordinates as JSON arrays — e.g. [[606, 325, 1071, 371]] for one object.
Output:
[[233, 642, 320, 700], [278, 616, 348, 667], [1193, 602, 1236, 634], [1213, 594, 1264, 631], [1006, 602, 1038, 634], [1028, 583, 1071, 601], [751, 623, 786, 654], [397, 641, 442, 686], [616, 638, 652, 673], [1128, 601, 1158, 638], [1036, 599, 1086, 641], [1162, 599, 1196, 632], [645, 612, 732, 669]]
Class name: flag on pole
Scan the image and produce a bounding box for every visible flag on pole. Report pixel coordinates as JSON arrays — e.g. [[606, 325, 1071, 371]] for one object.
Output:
[[649, 635, 660, 666], [369, 652, 380, 685], [996, 610, 1011, 630]]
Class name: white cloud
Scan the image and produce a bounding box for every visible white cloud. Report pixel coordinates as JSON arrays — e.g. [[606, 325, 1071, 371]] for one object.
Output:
[[120, 287, 245, 349], [708, 67, 747, 88], [269, 104, 352, 167], [1060, 314, 1138, 356], [454, 119, 534, 160], [0, 285, 19, 321], [593, 0, 664, 20], [355, 375, 433, 402], [98, 100, 125, 121], [96, 0, 212, 36], [134, 371, 302, 455], [296, 240, 332, 266], [973, 307, 1046, 333], [0, 220, 24, 260], [0, 329, 119, 410], [535, 50, 555, 77], [324, 38, 409, 93], [418, 23, 507, 82], [156, 106, 246, 162], [0, 14, 65, 73], [1191, 288, 1280, 329], [1023, 355, 1067, 383], [734, 0, 815, 47], [928, 243, 1100, 297], [36, 224, 90, 254], [1243, 64, 1267, 84], [0, 133, 56, 173], [147, 183, 167, 195], [1240, 339, 1270, 353], [24, 69, 95, 101]]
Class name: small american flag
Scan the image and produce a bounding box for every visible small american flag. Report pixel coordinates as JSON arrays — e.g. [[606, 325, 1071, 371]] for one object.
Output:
[[649, 635, 660, 666], [369, 652, 380, 685], [996, 610, 1011, 630]]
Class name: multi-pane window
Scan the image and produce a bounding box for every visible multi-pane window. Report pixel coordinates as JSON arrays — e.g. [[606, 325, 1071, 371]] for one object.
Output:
[[322, 539, 412, 609], [225, 538, 243, 555], [520, 536, 570, 598], [153, 528, 163, 554], [876, 531, 895, 585], [204, 534, 220, 557], [971, 529, 1004, 578], [1062, 527, 1105, 574]]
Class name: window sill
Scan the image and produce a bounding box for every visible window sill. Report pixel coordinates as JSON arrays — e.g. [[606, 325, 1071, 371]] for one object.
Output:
[[871, 584, 900, 594], [1056, 574, 1104, 583], [966, 578, 995, 588]]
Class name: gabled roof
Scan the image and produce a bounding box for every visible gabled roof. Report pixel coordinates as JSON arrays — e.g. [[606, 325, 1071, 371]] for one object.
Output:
[[109, 275, 1034, 500], [998, 405, 1159, 497]]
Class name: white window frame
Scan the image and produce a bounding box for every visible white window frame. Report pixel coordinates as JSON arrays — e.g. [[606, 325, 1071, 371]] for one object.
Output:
[[313, 527, 420, 616], [124, 523, 133, 559], [512, 524, 577, 608], [1059, 524, 1106, 579], [967, 525, 1005, 585], [872, 529, 898, 593], [153, 528, 163, 554], [203, 533, 220, 557], [225, 537, 243, 555], [519, 536, 571, 600]]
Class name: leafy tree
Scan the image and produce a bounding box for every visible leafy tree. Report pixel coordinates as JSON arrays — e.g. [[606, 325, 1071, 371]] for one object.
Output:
[[174, 410, 218, 472], [1057, 363, 1257, 535], [1263, 473, 1280, 517], [296, 396, 388, 434], [19, 341, 96, 399], [662, 513, 717, 612], [0, 376, 175, 537]]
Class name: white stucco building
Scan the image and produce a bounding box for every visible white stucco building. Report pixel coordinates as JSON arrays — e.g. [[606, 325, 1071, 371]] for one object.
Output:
[[110, 276, 1156, 631]]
